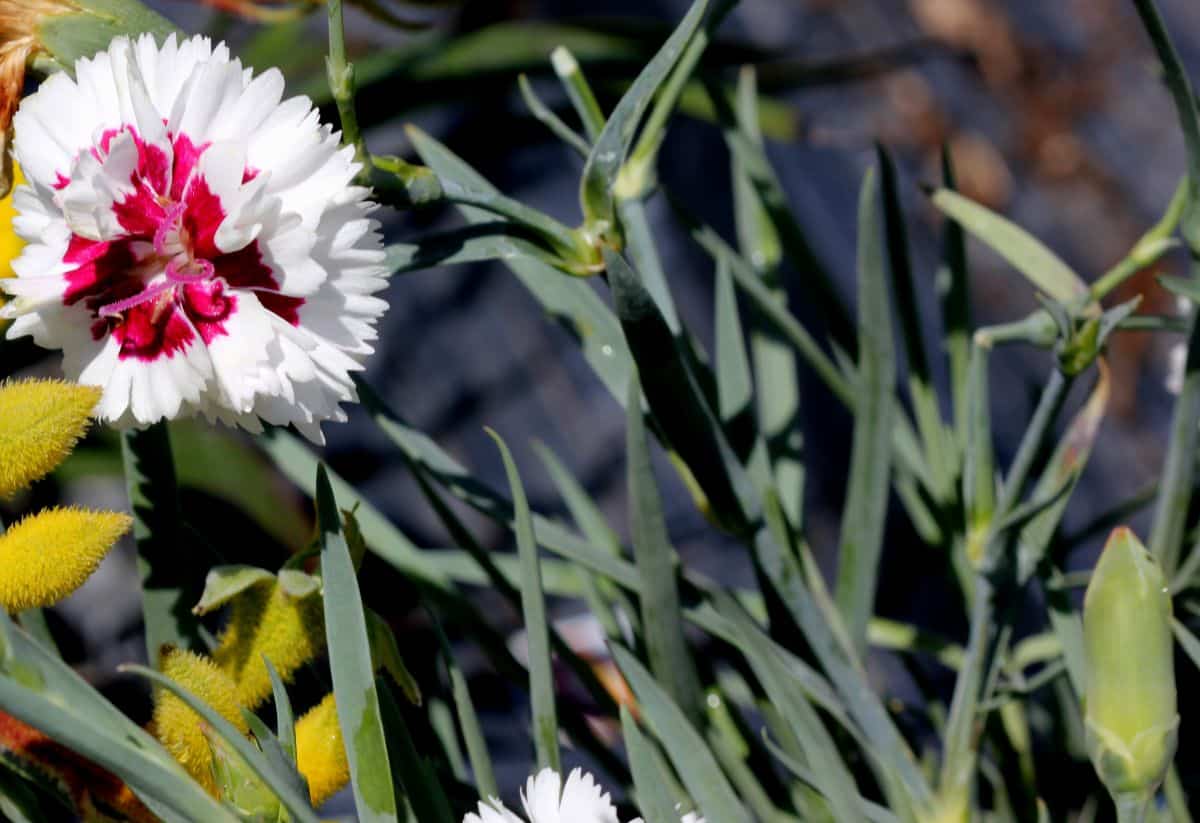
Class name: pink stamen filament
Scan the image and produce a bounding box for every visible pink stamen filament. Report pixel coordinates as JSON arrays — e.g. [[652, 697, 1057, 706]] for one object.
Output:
[[98, 279, 175, 317], [153, 203, 187, 256]]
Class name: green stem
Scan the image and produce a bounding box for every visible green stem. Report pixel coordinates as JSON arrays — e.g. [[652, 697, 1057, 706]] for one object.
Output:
[[1114, 792, 1149, 823], [1150, 268, 1200, 576], [997, 369, 1071, 515], [327, 0, 368, 168], [1091, 177, 1186, 301], [939, 368, 1072, 802]]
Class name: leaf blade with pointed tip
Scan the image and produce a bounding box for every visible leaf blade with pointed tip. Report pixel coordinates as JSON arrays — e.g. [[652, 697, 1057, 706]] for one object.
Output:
[[929, 189, 1087, 304], [626, 375, 703, 723], [487, 430, 560, 773], [612, 645, 747, 822], [316, 465, 399, 822], [580, 0, 710, 225], [834, 168, 896, 655]]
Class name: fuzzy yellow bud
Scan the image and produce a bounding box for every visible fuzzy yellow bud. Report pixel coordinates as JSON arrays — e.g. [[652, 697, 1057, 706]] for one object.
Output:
[[1083, 527, 1178, 802], [212, 579, 325, 709], [295, 693, 349, 808], [0, 379, 100, 497], [0, 507, 129, 611], [151, 648, 249, 795]]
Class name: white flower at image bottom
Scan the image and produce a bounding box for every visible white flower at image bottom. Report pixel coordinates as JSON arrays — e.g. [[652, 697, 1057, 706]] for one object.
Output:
[[2, 33, 389, 442], [463, 768, 703, 823]]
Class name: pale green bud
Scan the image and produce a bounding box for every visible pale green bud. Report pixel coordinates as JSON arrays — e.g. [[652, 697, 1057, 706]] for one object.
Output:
[[1083, 527, 1178, 799], [203, 727, 283, 822]]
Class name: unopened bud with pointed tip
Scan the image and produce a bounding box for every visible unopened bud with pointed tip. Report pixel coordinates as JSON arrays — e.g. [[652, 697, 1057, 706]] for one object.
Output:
[[1083, 527, 1178, 801]]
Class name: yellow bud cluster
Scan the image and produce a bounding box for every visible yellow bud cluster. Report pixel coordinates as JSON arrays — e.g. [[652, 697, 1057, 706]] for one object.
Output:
[[295, 693, 349, 808], [151, 648, 249, 795], [0, 378, 99, 497], [0, 507, 129, 611], [212, 579, 325, 709]]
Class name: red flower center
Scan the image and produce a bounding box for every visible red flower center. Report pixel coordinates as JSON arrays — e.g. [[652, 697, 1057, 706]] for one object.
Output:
[[59, 126, 303, 362]]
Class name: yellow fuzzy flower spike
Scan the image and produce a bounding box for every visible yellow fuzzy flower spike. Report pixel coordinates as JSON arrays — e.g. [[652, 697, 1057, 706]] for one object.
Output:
[[0, 507, 130, 611], [0, 379, 100, 497], [295, 693, 349, 808], [212, 578, 325, 709], [151, 648, 249, 795]]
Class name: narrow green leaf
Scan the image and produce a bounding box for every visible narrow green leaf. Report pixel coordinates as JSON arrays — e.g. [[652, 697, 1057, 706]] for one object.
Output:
[[518, 74, 591, 157], [265, 657, 297, 765], [612, 645, 747, 822], [731, 68, 803, 528], [963, 346, 997, 568], [123, 665, 318, 823], [715, 594, 864, 823], [550, 46, 606, 141], [378, 679, 456, 823], [14, 610, 57, 658], [486, 430, 560, 772], [622, 706, 684, 823], [618, 197, 681, 331], [1150, 298, 1200, 575], [366, 610, 423, 706], [353, 383, 640, 588], [580, 0, 710, 226], [879, 146, 952, 503], [1017, 362, 1110, 590], [834, 168, 896, 655], [316, 465, 399, 822], [930, 188, 1087, 304], [531, 442, 622, 554], [122, 423, 204, 666], [626, 374, 704, 722], [432, 619, 496, 798], [606, 246, 753, 533], [714, 251, 754, 429], [709, 92, 855, 355], [938, 147, 972, 445], [240, 709, 309, 806], [1130, 0, 1200, 252], [384, 223, 554, 276], [0, 618, 232, 822]]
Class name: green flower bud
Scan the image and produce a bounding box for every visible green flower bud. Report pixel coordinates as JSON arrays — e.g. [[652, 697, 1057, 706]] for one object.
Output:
[[1083, 527, 1179, 800], [204, 727, 282, 822]]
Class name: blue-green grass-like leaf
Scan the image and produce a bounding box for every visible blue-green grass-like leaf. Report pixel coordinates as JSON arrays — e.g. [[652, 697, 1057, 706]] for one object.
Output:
[[612, 645, 747, 822], [626, 375, 704, 722], [833, 168, 896, 655], [315, 466, 400, 822], [121, 664, 317, 822], [580, 0, 710, 225], [487, 430, 560, 772]]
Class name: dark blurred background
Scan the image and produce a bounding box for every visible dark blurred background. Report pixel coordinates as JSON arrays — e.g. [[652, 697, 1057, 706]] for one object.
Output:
[[10, 0, 1200, 814]]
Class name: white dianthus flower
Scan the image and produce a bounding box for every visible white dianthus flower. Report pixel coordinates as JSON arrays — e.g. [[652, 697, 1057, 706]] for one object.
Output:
[[463, 767, 704, 823], [2, 33, 389, 442]]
